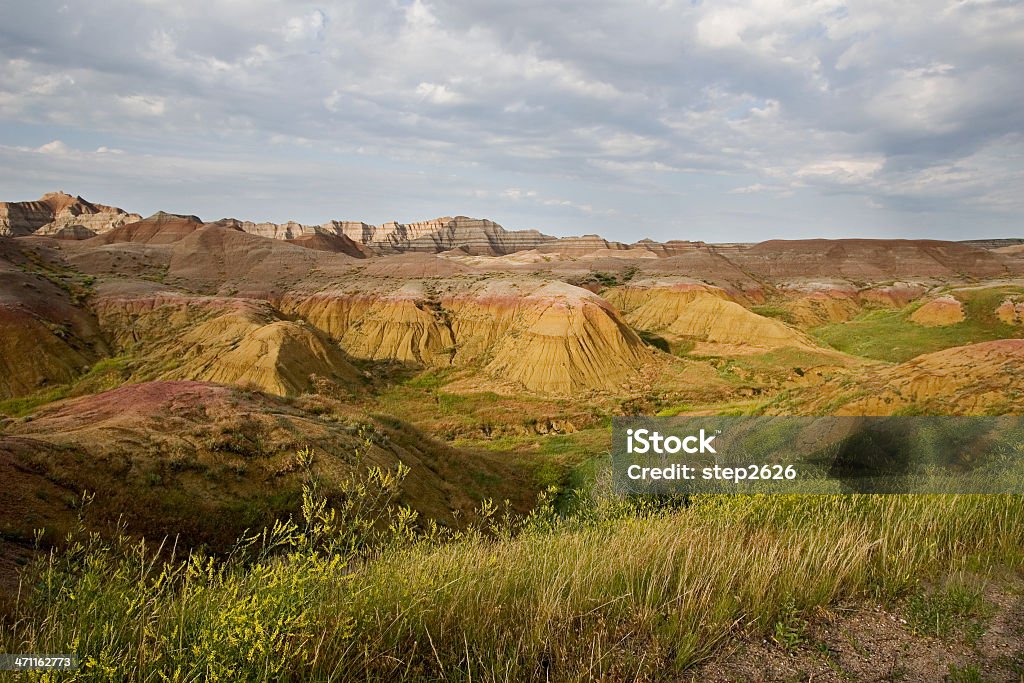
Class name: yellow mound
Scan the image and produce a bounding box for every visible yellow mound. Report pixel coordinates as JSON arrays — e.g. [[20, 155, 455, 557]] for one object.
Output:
[[996, 298, 1024, 325], [607, 280, 815, 354], [285, 280, 651, 393], [910, 296, 964, 327], [340, 295, 454, 366], [95, 294, 358, 395], [281, 288, 454, 367], [180, 321, 355, 395], [787, 292, 860, 326], [481, 282, 653, 393]]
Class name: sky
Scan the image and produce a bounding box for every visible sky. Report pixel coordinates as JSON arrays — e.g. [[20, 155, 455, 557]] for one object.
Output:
[[0, 0, 1022, 242]]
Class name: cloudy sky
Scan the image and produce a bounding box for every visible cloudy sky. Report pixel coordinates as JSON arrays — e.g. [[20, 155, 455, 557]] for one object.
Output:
[[1, 0, 1022, 241]]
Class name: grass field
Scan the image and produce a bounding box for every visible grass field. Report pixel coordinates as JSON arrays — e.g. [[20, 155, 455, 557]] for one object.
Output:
[[812, 287, 1024, 363], [4, 467, 1023, 682]]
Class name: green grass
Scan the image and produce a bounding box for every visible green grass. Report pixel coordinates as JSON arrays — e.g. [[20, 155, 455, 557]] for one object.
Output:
[[751, 304, 797, 325], [5, 485, 1024, 682], [906, 577, 993, 639], [0, 356, 135, 417], [812, 287, 1024, 363], [946, 663, 987, 683]]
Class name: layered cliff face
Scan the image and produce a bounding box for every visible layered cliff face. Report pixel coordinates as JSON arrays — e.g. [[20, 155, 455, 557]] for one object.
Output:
[[606, 279, 816, 354], [0, 192, 140, 237], [348, 216, 555, 255], [281, 288, 455, 366], [338, 292, 455, 366], [733, 239, 1020, 279], [217, 215, 556, 256], [94, 294, 358, 396], [536, 234, 631, 256]]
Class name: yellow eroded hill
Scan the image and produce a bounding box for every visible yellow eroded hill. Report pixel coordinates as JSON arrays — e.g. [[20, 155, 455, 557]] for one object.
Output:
[[607, 280, 816, 353], [95, 294, 358, 395], [281, 288, 455, 367], [482, 281, 653, 394], [340, 295, 454, 367], [0, 240, 108, 399], [180, 320, 357, 395], [283, 280, 651, 393], [798, 340, 1024, 415], [910, 295, 965, 327], [0, 307, 93, 398]]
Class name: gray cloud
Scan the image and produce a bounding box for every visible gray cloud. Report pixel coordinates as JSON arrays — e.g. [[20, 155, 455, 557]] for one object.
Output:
[[0, 0, 1021, 240]]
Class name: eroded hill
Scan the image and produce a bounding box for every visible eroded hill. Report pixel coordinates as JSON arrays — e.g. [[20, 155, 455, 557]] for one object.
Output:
[[3, 191, 1024, 587]]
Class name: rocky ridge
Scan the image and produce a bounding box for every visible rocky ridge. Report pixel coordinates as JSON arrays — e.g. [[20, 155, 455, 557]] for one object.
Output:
[[0, 192, 140, 237]]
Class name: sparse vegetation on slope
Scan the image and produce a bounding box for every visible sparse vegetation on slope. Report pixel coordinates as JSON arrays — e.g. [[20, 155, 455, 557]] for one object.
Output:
[[812, 286, 1024, 363], [4, 459, 1023, 682]]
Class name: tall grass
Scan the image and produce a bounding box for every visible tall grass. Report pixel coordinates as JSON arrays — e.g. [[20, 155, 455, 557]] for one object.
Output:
[[4, 467, 1024, 682]]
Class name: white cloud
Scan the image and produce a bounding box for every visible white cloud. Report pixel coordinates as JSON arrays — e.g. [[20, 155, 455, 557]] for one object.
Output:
[[117, 94, 166, 117], [36, 140, 70, 155], [795, 159, 884, 186], [415, 82, 466, 105], [282, 10, 327, 43]]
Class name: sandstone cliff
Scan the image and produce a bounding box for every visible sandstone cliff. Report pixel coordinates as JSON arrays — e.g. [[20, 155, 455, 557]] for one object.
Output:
[[0, 192, 140, 237]]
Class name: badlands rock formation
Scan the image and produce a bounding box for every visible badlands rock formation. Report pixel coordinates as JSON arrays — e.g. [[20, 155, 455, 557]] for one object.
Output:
[[90, 212, 207, 245], [94, 293, 358, 396], [733, 239, 1016, 279], [607, 279, 816, 353], [376, 217, 555, 255], [3, 190, 1023, 403], [456, 281, 654, 393], [282, 279, 654, 393], [0, 192, 140, 237], [910, 296, 965, 327], [281, 286, 455, 367], [223, 215, 555, 256], [537, 234, 631, 256], [859, 283, 929, 308], [821, 340, 1024, 415], [778, 284, 861, 326]]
